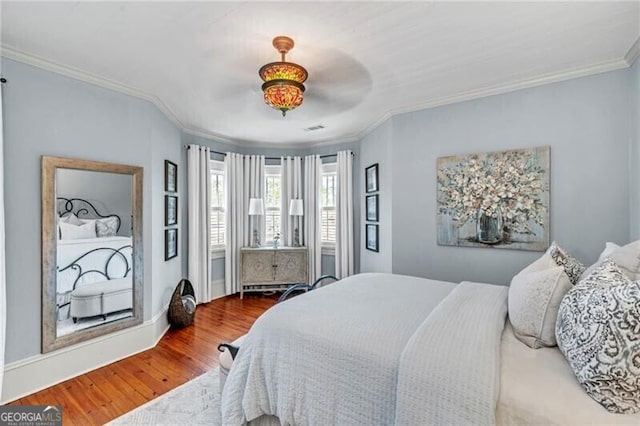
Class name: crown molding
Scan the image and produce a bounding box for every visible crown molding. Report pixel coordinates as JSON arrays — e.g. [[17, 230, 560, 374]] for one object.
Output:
[[625, 37, 640, 66], [383, 58, 630, 121], [0, 46, 188, 132], [2, 45, 634, 150], [181, 125, 362, 150]]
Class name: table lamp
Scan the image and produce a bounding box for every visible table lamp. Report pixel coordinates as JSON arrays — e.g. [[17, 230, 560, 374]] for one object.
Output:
[[248, 198, 264, 247], [288, 199, 304, 247]]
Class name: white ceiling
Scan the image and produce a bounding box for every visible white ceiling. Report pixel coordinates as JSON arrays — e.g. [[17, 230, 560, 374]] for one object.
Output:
[[1, 1, 639, 147]]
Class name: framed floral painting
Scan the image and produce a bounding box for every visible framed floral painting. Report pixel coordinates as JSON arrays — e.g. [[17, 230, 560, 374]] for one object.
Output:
[[437, 146, 550, 251]]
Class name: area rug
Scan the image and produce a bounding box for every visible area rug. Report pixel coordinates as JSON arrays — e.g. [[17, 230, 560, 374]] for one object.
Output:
[[108, 368, 222, 425]]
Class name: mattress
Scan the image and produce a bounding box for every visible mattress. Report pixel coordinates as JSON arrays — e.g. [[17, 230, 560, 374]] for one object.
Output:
[[497, 321, 640, 425]]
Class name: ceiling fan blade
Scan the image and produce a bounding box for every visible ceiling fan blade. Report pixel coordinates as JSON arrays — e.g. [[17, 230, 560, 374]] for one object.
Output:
[[306, 48, 373, 92], [304, 90, 364, 113], [211, 83, 262, 114]]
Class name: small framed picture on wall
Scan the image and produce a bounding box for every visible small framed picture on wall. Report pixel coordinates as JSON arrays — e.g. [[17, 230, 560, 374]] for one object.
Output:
[[165, 228, 178, 261], [165, 160, 177, 193], [366, 194, 379, 222], [165, 195, 178, 226], [365, 163, 379, 193], [366, 224, 379, 252]]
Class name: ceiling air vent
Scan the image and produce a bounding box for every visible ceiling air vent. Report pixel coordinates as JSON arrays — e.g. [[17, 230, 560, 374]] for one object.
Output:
[[304, 125, 325, 132]]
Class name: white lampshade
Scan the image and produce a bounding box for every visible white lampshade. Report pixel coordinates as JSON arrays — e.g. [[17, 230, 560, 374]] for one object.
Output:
[[248, 198, 264, 215], [289, 199, 304, 216]]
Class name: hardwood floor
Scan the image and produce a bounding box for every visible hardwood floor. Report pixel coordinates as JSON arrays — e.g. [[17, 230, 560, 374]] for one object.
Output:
[[9, 294, 278, 425]]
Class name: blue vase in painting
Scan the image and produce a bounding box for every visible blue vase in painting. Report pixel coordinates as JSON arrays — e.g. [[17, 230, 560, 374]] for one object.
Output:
[[476, 207, 503, 244]]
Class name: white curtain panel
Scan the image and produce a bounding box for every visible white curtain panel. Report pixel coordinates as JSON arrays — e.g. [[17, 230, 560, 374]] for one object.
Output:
[[0, 80, 6, 400], [225, 152, 244, 295], [187, 145, 213, 304], [280, 156, 303, 246], [243, 155, 265, 246], [336, 150, 355, 279], [225, 154, 265, 294], [304, 155, 322, 282]]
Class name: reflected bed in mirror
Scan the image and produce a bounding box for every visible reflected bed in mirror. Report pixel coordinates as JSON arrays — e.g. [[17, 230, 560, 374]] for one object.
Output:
[[42, 156, 143, 353], [56, 196, 132, 336]]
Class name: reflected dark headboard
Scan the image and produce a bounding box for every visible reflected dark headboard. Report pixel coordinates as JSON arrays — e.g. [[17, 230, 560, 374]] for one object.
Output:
[[56, 197, 121, 233]]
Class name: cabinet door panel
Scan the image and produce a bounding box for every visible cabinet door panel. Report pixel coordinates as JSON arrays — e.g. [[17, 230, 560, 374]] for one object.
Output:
[[242, 251, 274, 284], [274, 251, 308, 283]]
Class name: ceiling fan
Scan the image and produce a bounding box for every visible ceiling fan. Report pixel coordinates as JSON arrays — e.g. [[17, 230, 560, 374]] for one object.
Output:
[[214, 36, 372, 119]]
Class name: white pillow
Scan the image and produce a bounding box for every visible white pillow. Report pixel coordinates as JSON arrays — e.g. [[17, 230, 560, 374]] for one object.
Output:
[[60, 213, 83, 226], [508, 253, 572, 348], [581, 240, 639, 281], [600, 242, 620, 259], [59, 221, 97, 240], [80, 218, 96, 227]]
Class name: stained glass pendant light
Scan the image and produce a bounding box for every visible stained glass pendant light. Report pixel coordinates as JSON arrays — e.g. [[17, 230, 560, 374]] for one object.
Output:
[[259, 36, 308, 117]]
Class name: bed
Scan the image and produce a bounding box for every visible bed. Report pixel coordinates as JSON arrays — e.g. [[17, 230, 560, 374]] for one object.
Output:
[[56, 198, 133, 322], [220, 273, 640, 425]]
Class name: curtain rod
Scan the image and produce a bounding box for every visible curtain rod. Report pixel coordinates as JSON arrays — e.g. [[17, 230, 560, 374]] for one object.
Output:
[[185, 145, 354, 160]]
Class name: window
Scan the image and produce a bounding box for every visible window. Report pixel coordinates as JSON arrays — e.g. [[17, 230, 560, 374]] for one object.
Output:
[[321, 163, 337, 245], [210, 160, 225, 249], [265, 165, 281, 242]]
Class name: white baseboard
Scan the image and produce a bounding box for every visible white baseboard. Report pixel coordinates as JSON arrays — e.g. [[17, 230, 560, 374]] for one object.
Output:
[[207, 279, 226, 302], [1, 306, 170, 404]]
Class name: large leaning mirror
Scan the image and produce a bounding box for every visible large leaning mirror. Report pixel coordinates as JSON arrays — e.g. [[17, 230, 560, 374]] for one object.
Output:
[[42, 156, 143, 353]]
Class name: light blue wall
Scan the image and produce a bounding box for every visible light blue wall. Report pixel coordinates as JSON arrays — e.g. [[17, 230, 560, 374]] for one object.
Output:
[[386, 69, 632, 285], [630, 59, 640, 240], [150, 107, 185, 314], [1, 58, 184, 363], [359, 119, 393, 272]]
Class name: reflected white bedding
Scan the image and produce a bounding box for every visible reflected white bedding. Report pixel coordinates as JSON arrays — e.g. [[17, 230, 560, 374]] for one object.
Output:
[[57, 236, 132, 293]]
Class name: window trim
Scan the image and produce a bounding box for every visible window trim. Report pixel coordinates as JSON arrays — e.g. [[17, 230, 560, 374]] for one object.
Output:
[[264, 165, 282, 241], [320, 162, 337, 249], [210, 159, 226, 252], [211, 247, 225, 258], [321, 245, 335, 256]]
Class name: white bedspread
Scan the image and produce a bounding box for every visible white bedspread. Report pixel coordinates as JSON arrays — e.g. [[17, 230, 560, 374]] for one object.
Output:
[[221, 273, 508, 426], [395, 281, 508, 425]]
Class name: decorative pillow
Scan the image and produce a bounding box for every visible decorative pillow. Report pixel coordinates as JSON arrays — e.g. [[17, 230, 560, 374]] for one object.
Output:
[[96, 217, 118, 237], [509, 253, 572, 348], [556, 259, 640, 413], [59, 221, 97, 240], [580, 242, 621, 280], [548, 242, 585, 284], [60, 213, 83, 226]]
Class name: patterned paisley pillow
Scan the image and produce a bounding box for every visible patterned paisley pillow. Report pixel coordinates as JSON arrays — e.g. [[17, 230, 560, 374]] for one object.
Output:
[[556, 259, 640, 413], [548, 242, 585, 284], [96, 217, 119, 237]]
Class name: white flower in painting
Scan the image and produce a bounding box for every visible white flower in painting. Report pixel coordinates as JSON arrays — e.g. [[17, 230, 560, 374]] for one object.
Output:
[[437, 150, 547, 236]]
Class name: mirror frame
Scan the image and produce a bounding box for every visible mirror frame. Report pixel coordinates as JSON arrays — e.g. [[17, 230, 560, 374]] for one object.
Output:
[[41, 156, 144, 353]]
